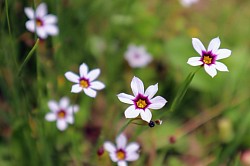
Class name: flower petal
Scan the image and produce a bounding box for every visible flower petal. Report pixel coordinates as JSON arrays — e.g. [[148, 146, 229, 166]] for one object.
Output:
[[71, 84, 82, 93], [48, 100, 59, 112], [83, 88, 97, 98], [131, 76, 144, 96], [145, 83, 158, 100], [36, 3, 47, 17], [57, 119, 68, 131], [148, 96, 167, 109], [215, 62, 229, 72], [24, 7, 35, 19], [45, 112, 56, 121], [204, 64, 217, 78], [216, 49, 231, 60], [208, 37, 220, 52], [110, 153, 119, 162], [44, 14, 57, 24], [37, 27, 48, 39], [116, 134, 127, 149], [126, 152, 139, 161], [25, 20, 35, 32], [187, 57, 203, 66], [117, 93, 134, 104], [59, 97, 69, 109], [66, 115, 74, 124], [79, 63, 88, 77], [117, 161, 127, 166], [88, 69, 100, 81], [90, 81, 105, 90], [104, 141, 116, 153], [68, 105, 79, 113], [65, 71, 80, 83], [124, 105, 140, 119], [192, 38, 206, 55], [126, 143, 140, 154], [140, 109, 152, 122], [44, 24, 59, 36]]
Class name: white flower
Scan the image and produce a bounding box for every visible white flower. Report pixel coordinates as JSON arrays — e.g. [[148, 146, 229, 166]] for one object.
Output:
[[24, 3, 59, 39], [117, 76, 167, 122], [64, 63, 105, 98], [180, 0, 199, 7], [187, 37, 231, 78], [45, 97, 79, 131], [104, 133, 140, 166], [124, 45, 152, 68]]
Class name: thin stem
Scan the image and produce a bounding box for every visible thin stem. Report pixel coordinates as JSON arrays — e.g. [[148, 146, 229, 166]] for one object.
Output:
[[117, 119, 133, 135], [5, 0, 11, 36]]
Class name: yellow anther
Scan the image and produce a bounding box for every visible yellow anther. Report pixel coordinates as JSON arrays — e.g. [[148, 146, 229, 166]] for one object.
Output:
[[80, 80, 89, 88], [203, 55, 212, 64], [136, 99, 147, 109]]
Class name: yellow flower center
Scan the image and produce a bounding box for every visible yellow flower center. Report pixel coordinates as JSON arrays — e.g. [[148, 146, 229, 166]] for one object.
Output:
[[136, 99, 147, 109], [116, 150, 126, 160], [80, 79, 89, 88], [203, 55, 212, 64], [57, 110, 66, 119], [36, 19, 43, 27]]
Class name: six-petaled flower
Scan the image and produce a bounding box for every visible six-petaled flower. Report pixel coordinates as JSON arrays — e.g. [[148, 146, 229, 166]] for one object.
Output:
[[124, 44, 152, 68], [24, 3, 59, 39], [65, 63, 105, 98], [117, 76, 167, 122], [187, 37, 231, 77], [45, 97, 79, 131], [104, 133, 140, 166]]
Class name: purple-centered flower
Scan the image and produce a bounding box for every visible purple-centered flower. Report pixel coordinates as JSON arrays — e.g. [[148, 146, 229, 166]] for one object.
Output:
[[180, 0, 199, 7], [117, 76, 167, 122], [64, 63, 105, 98], [24, 3, 58, 39], [104, 133, 140, 166], [45, 97, 79, 131], [187, 37, 231, 77], [124, 45, 152, 68]]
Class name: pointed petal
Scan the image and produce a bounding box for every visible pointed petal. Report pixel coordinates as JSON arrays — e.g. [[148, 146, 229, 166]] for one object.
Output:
[[90, 81, 105, 90], [145, 83, 158, 100], [24, 7, 35, 19], [44, 24, 59, 36], [116, 134, 127, 149], [57, 119, 68, 131], [117, 93, 134, 104], [187, 57, 203, 66], [216, 49, 231, 60], [45, 112, 56, 121], [104, 141, 116, 153], [59, 97, 69, 109], [140, 109, 152, 122], [44, 14, 57, 24], [88, 69, 100, 81], [131, 76, 144, 96], [66, 115, 74, 124], [118, 161, 127, 166], [148, 96, 167, 109], [25, 20, 35, 32], [192, 38, 206, 55], [126, 152, 139, 161], [204, 64, 217, 78], [68, 105, 79, 113], [37, 27, 48, 39], [65, 71, 80, 83], [126, 143, 140, 153], [124, 105, 140, 119], [215, 62, 229, 72], [83, 88, 97, 98], [48, 100, 59, 112], [208, 37, 220, 52], [36, 3, 47, 17], [71, 84, 82, 93], [79, 63, 88, 77]]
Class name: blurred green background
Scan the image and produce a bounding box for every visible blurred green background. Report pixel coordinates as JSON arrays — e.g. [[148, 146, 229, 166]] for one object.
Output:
[[1, 0, 250, 165]]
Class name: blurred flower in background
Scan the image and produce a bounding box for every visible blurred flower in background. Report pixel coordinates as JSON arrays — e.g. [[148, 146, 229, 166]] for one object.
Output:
[[65, 63, 105, 98], [104, 133, 140, 166], [187, 37, 231, 77], [124, 45, 152, 68], [24, 3, 59, 39], [180, 0, 199, 7], [117, 76, 167, 122], [45, 97, 79, 131]]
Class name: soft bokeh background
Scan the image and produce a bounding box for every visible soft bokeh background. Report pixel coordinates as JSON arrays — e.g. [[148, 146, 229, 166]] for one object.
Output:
[[1, 0, 250, 165]]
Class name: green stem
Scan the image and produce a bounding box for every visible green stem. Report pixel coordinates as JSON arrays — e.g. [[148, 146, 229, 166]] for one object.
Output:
[[5, 0, 11, 36], [18, 39, 40, 76]]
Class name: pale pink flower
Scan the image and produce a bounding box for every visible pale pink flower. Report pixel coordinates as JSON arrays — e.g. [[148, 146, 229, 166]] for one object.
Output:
[[180, 0, 199, 7]]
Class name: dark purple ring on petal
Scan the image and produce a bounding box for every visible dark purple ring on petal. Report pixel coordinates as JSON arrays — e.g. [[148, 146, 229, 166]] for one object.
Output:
[[133, 93, 151, 110], [57, 109, 67, 119], [200, 51, 217, 66]]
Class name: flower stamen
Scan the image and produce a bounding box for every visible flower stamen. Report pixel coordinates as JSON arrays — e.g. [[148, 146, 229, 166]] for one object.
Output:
[[80, 78, 89, 88], [36, 18, 43, 27], [136, 99, 147, 109], [116, 149, 126, 160], [57, 110, 66, 119], [203, 55, 212, 64]]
